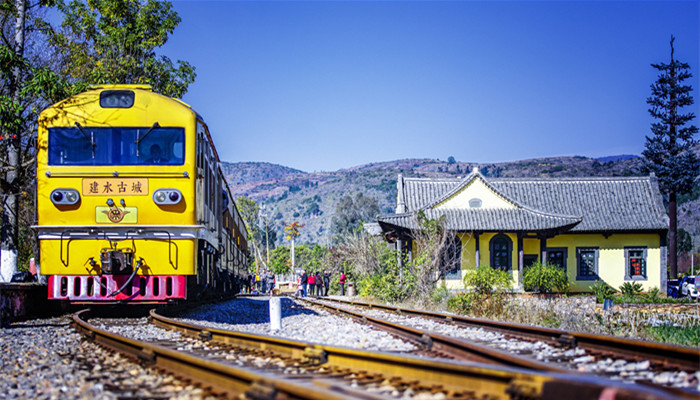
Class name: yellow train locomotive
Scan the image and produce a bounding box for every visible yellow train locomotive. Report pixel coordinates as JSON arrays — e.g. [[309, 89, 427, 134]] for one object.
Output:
[[35, 85, 248, 303]]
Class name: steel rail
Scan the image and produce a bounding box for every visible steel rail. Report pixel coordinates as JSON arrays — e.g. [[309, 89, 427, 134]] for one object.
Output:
[[316, 297, 700, 371], [300, 297, 567, 373], [150, 309, 679, 400], [71, 309, 362, 400]]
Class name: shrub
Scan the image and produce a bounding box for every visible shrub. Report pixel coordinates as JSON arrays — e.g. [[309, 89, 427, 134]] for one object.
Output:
[[446, 291, 507, 317], [431, 283, 451, 306], [522, 262, 569, 293], [356, 270, 416, 303], [619, 282, 643, 300], [463, 266, 513, 294], [446, 292, 479, 314], [641, 287, 662, 303], [591, 281, 617, 303]]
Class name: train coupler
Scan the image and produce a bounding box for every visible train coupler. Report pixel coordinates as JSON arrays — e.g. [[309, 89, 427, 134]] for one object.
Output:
[[100, 246, 135, 275]]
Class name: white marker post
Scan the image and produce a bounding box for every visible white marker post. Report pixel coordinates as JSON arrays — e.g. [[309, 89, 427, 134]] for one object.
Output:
[[269, 297, 282, 331]]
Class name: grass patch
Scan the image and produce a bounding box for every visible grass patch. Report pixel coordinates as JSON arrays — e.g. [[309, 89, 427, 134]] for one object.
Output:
[[646, 324, 700, 347]]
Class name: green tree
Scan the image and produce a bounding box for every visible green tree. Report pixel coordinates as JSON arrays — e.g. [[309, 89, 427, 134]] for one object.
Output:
[[254, 220, 277, 250], [48, 0, 195, 98], [0, 0, 196, 281], [447, 156, 456, 164], [268, 245, 290, 274], [284, 221, 304, 269], [1, 0, 76, 281], [236, 196, 259, 239], [643, 36, 699, 278], [268, 244, 327, 275], [331, 193, 380, 239], [332, 210, 457, 303], [677, 228, 692, 255]]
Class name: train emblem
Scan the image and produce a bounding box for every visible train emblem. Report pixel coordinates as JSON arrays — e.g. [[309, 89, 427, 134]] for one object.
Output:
[[102, 207, 131, 223]]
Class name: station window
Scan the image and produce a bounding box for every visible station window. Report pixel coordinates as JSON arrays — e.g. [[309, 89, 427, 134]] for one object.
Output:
[[576, 247, 598, 280], [441, 235, 462, 280], [625, 247, 647, 280], [546, 247, 567, 269], [490, 234, 512, 271]]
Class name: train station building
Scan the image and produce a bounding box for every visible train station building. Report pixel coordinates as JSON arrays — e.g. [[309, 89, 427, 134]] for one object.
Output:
[[376, 168, 669, 292]]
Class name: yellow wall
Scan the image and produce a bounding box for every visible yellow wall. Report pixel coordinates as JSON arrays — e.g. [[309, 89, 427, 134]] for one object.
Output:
[[435, 178, 516, 210], [435, 232, 662, 292], [441, 232, 523, 290], [547, 233, 662, 292]]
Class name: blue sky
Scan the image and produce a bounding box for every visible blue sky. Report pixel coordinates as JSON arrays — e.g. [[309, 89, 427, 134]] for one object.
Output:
[[162, 1, 699, 172]]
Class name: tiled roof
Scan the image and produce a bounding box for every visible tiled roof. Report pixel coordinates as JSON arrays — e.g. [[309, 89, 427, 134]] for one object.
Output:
[[363, 222, 384, 236], [383, 173, 668, 233], [379, 208, 582, 232]]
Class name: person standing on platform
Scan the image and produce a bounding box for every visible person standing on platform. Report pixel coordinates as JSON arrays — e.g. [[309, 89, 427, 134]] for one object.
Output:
[[261, 270, 268, 294], [339, 271, 346, 296], [308, 272, 316, 296], [323, 270, 331, 296], [268, 271, 275, 295], [300, 270, 308, 297], [246, 272, 253, 294], [315, 271, 322, 297]]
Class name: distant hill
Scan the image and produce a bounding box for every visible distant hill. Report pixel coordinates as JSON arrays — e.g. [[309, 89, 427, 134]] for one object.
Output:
[[220, 162, 304, 186], [221, 146, 699, 250], [595, 154, 640, 163]]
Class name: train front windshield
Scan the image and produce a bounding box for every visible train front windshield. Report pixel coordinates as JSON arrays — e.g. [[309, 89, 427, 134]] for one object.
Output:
[[48, 127, 185, 166]]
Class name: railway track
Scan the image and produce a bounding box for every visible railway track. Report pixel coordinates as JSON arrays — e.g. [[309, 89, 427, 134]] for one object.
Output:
[[301, 296, 699, 396], [72, 307, 682, 399]]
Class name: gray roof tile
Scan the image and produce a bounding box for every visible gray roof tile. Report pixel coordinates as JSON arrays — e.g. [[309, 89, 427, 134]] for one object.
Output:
[[385, 174, 668, 232]]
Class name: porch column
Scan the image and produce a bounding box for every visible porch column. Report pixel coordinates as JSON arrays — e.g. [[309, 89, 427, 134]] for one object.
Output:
[[474, 232, 480, 268], [540, 236, 547, 263], [396, 239, 403, 266], [517, 234, 524, 284], [407, 239, 413, 263]]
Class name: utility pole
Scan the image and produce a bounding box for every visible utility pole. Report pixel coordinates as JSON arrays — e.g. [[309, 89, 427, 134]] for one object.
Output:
[[265, 217, 269, 266], [260, 204, 270, 267]]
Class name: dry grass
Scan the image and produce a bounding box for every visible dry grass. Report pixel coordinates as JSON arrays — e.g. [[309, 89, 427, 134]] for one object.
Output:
[[390, 294, 700, 346]]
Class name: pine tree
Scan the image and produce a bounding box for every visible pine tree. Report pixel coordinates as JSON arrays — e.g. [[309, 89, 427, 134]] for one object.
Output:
[[643, 35, 699, 278]]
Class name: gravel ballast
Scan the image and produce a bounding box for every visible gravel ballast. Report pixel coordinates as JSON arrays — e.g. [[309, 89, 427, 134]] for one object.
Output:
[[1, 316, 216, 400], [175, 296, 417, 352]]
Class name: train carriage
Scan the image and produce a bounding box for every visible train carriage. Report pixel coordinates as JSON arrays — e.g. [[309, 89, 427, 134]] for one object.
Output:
[[35, 84, 248, 303]]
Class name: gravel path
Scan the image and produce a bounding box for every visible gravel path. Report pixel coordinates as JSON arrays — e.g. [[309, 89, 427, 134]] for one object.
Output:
[[175, 296, 416, 352], [1, 316, 216, 400]]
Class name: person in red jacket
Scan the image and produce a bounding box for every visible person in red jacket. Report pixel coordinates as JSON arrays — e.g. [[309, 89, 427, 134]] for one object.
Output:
[[308, 273, 316, 296], [339, 271, 346, 296]]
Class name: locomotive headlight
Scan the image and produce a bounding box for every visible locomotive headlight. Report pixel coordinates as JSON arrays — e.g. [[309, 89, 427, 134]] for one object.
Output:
[[154, 191, 167, 203], [153, 189, 182, 205], [65, 191, 78, 203], [50, 189, 80, 205]]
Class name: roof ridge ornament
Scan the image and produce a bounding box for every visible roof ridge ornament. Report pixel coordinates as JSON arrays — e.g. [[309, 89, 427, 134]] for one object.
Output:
[[396, 174, 406, 213]]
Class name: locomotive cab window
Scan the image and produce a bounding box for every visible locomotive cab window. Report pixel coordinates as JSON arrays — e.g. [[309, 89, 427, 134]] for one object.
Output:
[[49, 126, 185, 165]]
